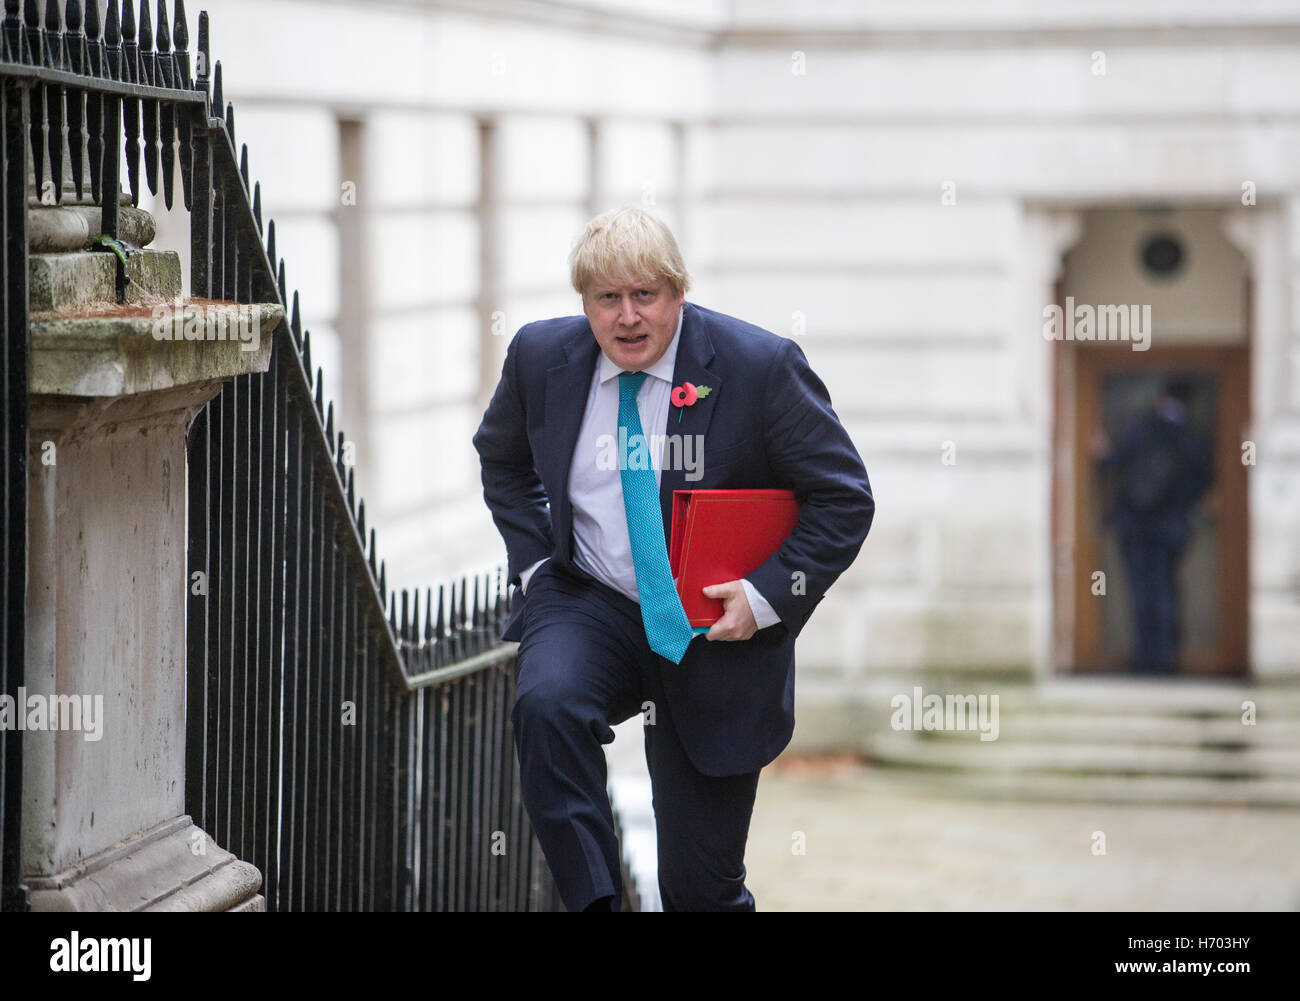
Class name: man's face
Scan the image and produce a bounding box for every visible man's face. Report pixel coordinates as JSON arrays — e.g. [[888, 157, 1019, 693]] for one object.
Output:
[[582, 275, 684, 371]]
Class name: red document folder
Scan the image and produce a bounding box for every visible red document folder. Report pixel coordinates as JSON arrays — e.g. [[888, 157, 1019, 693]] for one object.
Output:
[[669, 489, 801, 627]]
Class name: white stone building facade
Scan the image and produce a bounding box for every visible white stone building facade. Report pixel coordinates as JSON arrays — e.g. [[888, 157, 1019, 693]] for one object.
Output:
[[150, 0, 1300, 703]]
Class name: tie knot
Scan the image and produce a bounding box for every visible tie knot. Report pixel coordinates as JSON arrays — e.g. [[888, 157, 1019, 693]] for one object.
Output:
[[618, 370, 649, 402]]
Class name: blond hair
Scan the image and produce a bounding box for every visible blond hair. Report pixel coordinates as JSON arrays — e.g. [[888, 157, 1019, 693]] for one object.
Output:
[[568, 207, 692, 297]]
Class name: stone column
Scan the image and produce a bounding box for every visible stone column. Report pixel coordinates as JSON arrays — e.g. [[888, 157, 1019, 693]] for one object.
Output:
[[19, 179, 282, 910]]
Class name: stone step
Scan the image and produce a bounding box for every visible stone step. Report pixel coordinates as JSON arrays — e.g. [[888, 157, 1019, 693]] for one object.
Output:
[[865, 732, 1300, 779], [30, 249, 183, 312], [823, 678, 1300, 720], [877, 767, 1300, 808], [981, 681, 1300, 717], [917, 713, 1300, 747]]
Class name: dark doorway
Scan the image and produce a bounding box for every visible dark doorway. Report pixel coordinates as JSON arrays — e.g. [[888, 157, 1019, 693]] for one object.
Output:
[[1057, 344, 1249, 676]]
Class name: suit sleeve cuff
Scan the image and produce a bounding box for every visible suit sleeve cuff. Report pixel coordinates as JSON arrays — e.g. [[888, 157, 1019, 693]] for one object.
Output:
[[520, 557, 549, 594], [741, 578, 782, 630]]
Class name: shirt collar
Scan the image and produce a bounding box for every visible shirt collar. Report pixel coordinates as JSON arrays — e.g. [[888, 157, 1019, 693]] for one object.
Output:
[[596, 304, 684, 386]]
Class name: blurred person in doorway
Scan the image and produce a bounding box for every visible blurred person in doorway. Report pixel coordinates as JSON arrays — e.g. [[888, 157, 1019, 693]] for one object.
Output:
[[1091, 378, 1211, 675]]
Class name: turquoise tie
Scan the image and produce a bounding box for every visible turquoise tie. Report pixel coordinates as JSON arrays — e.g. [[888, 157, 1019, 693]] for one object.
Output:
[[617, 371, 709, 663]]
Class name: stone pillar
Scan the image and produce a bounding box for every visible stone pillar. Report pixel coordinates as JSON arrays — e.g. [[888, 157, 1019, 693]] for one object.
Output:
[[19, 183, 283, 910]]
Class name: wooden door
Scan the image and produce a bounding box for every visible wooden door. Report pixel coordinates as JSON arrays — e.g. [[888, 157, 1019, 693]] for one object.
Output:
[[1055, 344, 1249, 676]]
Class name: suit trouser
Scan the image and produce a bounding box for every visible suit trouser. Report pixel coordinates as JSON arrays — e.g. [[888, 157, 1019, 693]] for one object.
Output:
[[511, 558, 761, 912]]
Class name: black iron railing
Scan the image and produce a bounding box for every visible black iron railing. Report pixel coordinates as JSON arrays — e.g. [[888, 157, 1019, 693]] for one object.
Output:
[[1, 1, 639, 912], [1, 39, 30, 916]]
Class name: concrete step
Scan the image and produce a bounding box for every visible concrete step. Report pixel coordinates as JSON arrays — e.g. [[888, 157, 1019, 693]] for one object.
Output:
[[30, 249, 183, 312], [920, 713, 1300, 747], [986, 680, 1300, 717], [878, 767, 1300, 809], [866, 732, 1300, 779]]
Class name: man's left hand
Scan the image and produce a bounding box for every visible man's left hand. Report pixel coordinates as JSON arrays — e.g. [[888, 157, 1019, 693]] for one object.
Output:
[[701, 580, 758, 642]]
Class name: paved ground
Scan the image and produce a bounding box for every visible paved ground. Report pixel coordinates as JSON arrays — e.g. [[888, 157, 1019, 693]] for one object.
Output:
[[605, 719, 1300, 912]]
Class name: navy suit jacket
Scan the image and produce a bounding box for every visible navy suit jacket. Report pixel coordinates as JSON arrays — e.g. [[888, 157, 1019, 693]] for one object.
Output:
[[472, 301, 874, 776]]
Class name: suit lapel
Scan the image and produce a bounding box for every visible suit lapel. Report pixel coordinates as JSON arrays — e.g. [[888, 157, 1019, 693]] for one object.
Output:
[[658, 303, 722, 542], [545, 326, 600, 568]]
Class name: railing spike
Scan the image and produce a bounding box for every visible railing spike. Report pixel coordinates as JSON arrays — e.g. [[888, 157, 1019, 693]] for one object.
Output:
[[239, 142, 248, 191], [154, 0, 174, 94], [380, 562, 388, 609], [356, 500, 366, 539], [424, 587, 434, 641], [84, 0, 102, 77], [3, 1, 20, 64], [325, 401, 334, 446], [301, 328, 311, 374], [24, 0, 44, 69], [224, 101, 234, 144], [265, 217, 276, 263], [346, 467, 355, 513], [137, 0, 151, 83], [252, 181, 262, 234], [196, 8, 208, 97], [337, 432, 347, 477], [289, 289, 302, 347], [435, 585, 445, 639], [65, 2, 86, 80], [314, 367, 324, 418], [120, 0, 136, 83], [155, 0, 169, 55], [400, 590, 409, 644], [43, 0, 63, 71], [368, 528, 377, 576], [105, 2, 122, 84], [172, 0, 189, 89], [211, 59, 222, 117]]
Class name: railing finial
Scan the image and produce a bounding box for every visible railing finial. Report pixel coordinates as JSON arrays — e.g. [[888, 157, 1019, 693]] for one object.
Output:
[[43, 0, 65, 71], [65, 1, 86, 75], [120, 0, 137, 83], [24, 0, 44, 68], [195, 7, 208, 97], [3, 1, 22, 65], [252, 182, 262, 235], [104, 0, 121, 80], [173, 0, 190, 91], [211, 58, 222, 117], [289, 288, 302, 349], [84, 0, 103, 76]]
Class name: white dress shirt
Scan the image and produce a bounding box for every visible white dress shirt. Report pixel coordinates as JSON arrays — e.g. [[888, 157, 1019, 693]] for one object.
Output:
[[519, 305, 780, 631]]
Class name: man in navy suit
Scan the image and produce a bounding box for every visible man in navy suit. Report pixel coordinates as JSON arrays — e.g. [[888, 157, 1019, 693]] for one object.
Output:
[[473, 207, 874, 911]]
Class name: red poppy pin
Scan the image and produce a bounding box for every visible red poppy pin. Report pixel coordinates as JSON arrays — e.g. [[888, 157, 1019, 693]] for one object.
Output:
[[671, 381, 712, 422]]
